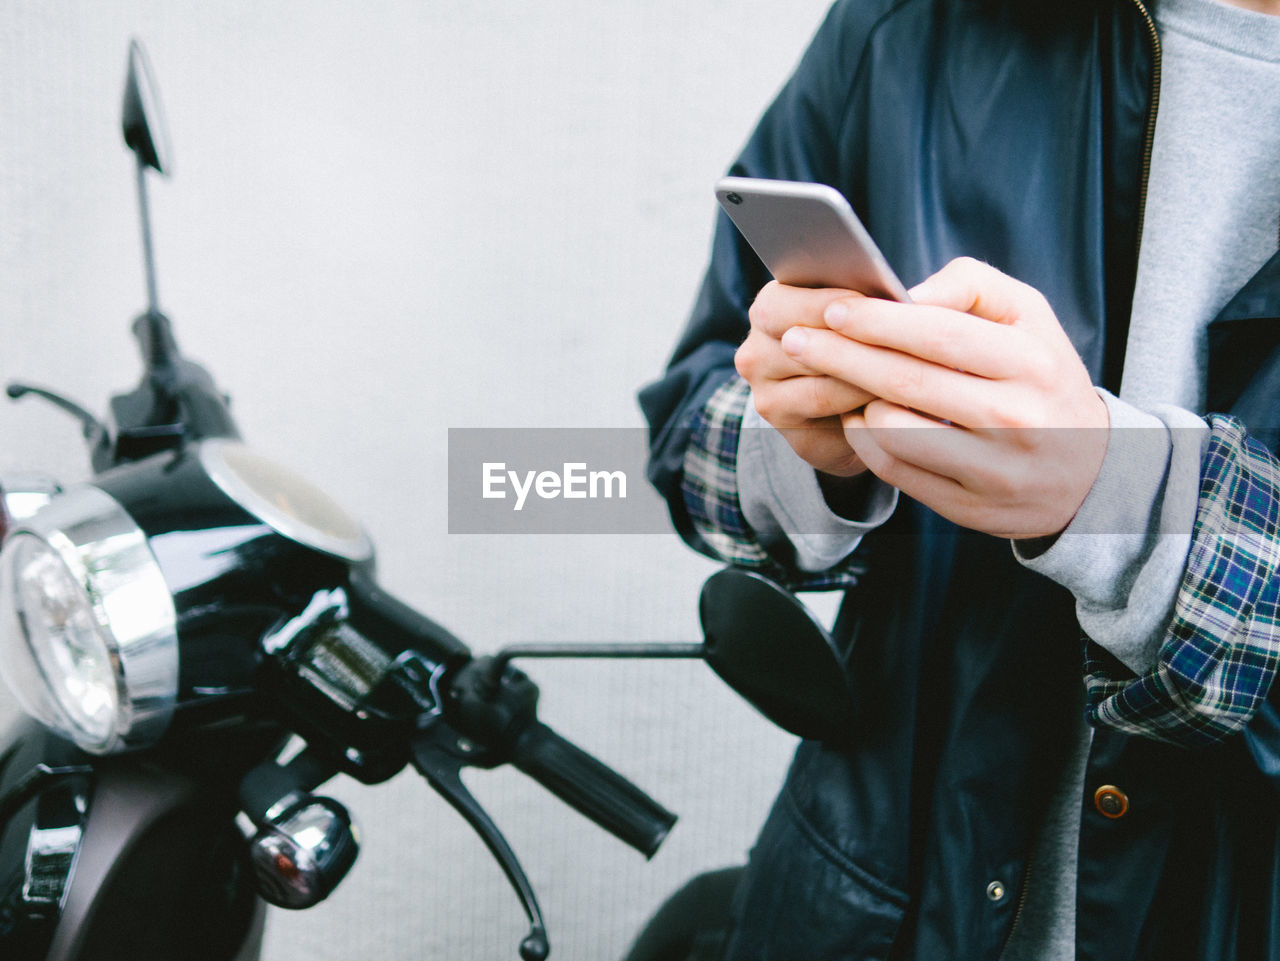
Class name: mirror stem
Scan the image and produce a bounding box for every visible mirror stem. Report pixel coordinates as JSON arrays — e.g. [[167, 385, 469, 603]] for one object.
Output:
[[483, 642, 705, 694], [136, 158, 160, 315]]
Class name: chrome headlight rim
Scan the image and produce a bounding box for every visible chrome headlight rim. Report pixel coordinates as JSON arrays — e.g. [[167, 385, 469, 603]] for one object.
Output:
[[0, 484, 179, 754]]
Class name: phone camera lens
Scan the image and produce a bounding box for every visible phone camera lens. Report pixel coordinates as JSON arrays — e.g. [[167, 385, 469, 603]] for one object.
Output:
[[725, 192, 743, 206]]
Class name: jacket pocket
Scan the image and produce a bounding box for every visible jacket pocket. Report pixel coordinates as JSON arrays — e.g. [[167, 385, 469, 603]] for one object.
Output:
[[722, 787, 908, 961]]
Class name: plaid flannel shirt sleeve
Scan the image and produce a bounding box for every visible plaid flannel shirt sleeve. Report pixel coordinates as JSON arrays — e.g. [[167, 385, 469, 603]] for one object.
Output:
[[1084, 415, 1280, 746], [680, 374, 858, 590]]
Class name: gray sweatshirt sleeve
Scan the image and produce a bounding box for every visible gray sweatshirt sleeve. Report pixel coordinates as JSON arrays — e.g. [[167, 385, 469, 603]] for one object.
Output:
[[737, 398, 897, 572], [1014, 389, 1209, 674]]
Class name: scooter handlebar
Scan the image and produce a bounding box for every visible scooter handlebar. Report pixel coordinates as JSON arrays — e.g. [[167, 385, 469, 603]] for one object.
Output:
[[512, 720, 675, 859]]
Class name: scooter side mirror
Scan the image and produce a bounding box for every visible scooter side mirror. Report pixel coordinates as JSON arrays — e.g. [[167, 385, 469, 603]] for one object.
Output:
[[484, 567, 858, 743], [121, 39, 172, 176], [699, 568, 856, 743]]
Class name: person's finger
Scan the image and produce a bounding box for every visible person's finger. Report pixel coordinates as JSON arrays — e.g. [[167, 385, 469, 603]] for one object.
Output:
[[780, 325, 1012, 426], [749, 281, 868, 338], [751, 375, 875, 425], [736, 330, 836, 383], [841, 408, 965, 498], [823, 296, 1026, 380], [852, 401, 988, 480], [774, 419, 867, 477], [906, 256, 1053, 330], [841, 408, 1008, 533]]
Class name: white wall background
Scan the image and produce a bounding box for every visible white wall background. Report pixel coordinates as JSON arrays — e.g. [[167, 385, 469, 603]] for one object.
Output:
[[0, 3, 835, 958]]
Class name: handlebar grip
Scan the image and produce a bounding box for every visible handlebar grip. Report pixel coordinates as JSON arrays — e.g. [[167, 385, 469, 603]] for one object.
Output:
[[512, 721, 676, 859]]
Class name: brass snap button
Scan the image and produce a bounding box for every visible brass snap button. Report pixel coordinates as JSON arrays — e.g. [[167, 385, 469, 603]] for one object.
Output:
[[1094, 784, 1129, 819], [986, 880, 1006, 902]]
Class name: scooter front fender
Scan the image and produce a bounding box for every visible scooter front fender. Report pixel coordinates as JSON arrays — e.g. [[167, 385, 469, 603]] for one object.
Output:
[[0, 718, 266, 961]]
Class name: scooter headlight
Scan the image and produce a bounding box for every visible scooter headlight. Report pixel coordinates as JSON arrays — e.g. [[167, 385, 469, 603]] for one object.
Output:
[[0, 485, 178, 754]]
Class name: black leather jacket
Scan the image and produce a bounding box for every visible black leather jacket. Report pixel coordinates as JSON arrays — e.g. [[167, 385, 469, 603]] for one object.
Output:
[[640, 1, 1280, 958]]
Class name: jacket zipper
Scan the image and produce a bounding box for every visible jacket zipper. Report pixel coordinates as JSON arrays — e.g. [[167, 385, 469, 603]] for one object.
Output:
[[996, 850, 1036, 955], [1129, 0, 1163, 257]]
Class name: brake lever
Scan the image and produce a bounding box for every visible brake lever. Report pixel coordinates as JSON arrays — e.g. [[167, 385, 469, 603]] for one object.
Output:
[[409, 719, 550, 961], [6, 382, 114, 471]]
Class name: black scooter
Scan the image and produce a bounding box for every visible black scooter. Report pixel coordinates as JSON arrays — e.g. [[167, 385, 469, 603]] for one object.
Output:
[[0, 41, 853, 961]]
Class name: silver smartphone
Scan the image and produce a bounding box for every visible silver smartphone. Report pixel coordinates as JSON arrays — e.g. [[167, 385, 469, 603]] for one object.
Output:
[[715, 176, 911, 302]]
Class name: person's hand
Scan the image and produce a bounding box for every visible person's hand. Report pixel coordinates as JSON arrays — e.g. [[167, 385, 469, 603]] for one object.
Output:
[[777, 258, 1110, 540], [734, 281, 876, 478]]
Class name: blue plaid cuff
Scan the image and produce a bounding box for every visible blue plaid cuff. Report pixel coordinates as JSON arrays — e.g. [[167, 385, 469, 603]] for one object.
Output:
[[1085, 415, 1280, 746], [681, 375, 857, 590]]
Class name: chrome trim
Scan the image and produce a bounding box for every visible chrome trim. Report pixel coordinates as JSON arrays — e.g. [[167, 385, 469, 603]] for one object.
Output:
[[198, 439, 373, 564], [0, 485, 179, 753], [1, 473, 64, 523], [249, 828, 324, 909], [249, 798, 358, 909], [22, 778, 90, 912]]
